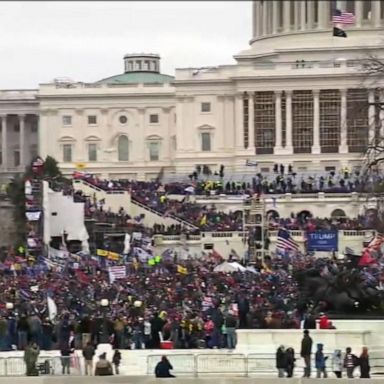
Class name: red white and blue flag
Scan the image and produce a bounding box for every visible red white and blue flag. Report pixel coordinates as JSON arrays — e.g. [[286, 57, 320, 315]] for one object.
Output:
[[276, 228, 299, 252], [332, 9, 355, 24]]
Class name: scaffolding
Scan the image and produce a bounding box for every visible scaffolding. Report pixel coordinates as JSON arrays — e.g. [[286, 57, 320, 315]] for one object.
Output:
[[243, 194, 268, 263]]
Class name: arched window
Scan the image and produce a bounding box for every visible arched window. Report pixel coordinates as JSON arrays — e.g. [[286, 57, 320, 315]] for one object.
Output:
[[118, 135, 129, 161], [331, 209, 347, 218]]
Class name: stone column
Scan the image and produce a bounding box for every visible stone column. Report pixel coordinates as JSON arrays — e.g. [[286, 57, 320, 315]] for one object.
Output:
[[339, 89, 348, 153], [307, 0, 315, 29], [300, 1, 306, 30], [283, 1, 291, 32], [318, 0, 328, 29], [312, 90, 321, 154], [355, 0, 363, 28], [274, 91, 282, 152], [248, 92, 255, 153], [294, 1, 300, 30], [380, 91, 384, 138], [262, 1, 268, 35], [19, 114, 25, 168], [256, 1, 263, 36], [235, 94, 244, 150], [368, 90, 376, 144], [285, 91, 293, 151], [137, 108, 146, 161], [372, 0, 381, 27], [272, 0, 279, 34], [0, 115, 7, 169]]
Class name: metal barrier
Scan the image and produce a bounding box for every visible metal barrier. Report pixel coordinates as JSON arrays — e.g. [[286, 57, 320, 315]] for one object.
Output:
[[0, 356, 82, 376], [147, 353, 384, 377]]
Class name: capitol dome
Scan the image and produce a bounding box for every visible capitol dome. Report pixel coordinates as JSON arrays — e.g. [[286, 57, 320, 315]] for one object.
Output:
[[96, 53, 174, 84], [237, 0, 384, 60]]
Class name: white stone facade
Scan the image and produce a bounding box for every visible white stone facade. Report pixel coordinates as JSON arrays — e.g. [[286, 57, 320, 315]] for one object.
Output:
[[1, 1, 384, 180]]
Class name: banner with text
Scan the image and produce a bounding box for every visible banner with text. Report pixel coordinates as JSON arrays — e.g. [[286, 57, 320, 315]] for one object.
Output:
[[307, 230, 338, 252]]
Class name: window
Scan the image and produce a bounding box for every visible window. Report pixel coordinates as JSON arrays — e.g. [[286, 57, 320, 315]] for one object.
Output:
[[88, 143, 97, 162], [14, 123, 20, 132], [31, 122, 38, 133], [243, 93, 249, 149], [201, 102, 211, 113], [149, 114, 159, 124], [118, 135, 129, 161], [292, 90, 313, 154], [201, 132, 211, 152], [88, 115, 97, 125], [14, 150, 20, 167], [63, 144, 72, 162], [254, 91, 275, 154], [149, 142, 160, 161], [119, 115, 128, 125], [30, 145, 38, 160], [320, 90, 340, 153], [62, 115, 72, 126]]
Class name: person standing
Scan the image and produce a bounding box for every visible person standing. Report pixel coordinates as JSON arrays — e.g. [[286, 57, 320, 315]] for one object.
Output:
[[300, 329, 313, 378], [82, 341, 95, 376], [276, 345, 287, 378], [344, 347, 358, 378], [112, 349, 122, 375], [359, 347, 370, 379], [24, 342, 40, 376], [285, 347, 296, 378], [315, 343, 328, 378], [224, 310, 237, 350], [60, 343, 71, 375], [332, 349, 343, 378]]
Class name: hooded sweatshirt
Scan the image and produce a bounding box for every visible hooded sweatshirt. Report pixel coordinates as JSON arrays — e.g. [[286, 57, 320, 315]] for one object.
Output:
[[315, 343, 327, 369]]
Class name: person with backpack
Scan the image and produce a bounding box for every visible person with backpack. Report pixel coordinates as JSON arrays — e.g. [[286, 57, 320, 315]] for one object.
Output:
[[344, 347, 358, 378]]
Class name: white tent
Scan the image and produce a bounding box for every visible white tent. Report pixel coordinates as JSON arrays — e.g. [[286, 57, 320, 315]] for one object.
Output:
[[213, 261, 246, 273]]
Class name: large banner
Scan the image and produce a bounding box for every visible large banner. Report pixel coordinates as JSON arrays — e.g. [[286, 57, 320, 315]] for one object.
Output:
[[307, 230, 338, 252]]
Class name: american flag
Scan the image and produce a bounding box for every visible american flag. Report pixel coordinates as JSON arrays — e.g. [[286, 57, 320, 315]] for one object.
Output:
[[276, 228, 299, 252], [332, 9, 355, 24], [108, 266, 126, 283], [366, 233, 384, 251]]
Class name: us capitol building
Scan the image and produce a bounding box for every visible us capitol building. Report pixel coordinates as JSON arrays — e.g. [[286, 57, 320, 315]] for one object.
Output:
[[1, 0, 384, 180]]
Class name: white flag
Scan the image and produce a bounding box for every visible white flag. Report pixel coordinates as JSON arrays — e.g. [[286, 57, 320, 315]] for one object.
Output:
[[108, 266, 126, 283], [47, 296, 57, 321], [123, 233, 131, 254]]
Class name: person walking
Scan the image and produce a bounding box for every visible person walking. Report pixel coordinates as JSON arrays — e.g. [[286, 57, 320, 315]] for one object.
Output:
[[155, 355, 175, 378], [276, 345, 287, 378], [332, 349, 343, 378], [344, 347, 358, 378], [82, 341, 95, 376], [285, 347, 296, 378], [112, 349, 122, 375], [315, 343, 328, 378], [300, 329, 313, 378], [359, 347, 370, 379]]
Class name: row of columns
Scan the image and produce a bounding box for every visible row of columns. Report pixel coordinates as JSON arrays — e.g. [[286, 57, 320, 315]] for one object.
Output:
[[254, 1, 382, 39], [235, 89, 377, 155], [0, 114, 29, 170]]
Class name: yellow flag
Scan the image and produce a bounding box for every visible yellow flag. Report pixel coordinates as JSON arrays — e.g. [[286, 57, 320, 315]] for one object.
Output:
[[97, 249, 108, 257], [107, 251, 120, 261], [177, 265, 188, 275], [200, 215, 207, 226]]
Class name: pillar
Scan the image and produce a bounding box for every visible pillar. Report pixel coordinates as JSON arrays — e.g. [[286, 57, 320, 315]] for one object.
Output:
[[300, 1, 306, 30], [368, 90, 376, 144], [355, 0, 363, 28], [1, 115, 7, 169], [339, 89, 348, 153], [274, 91, 282, 151], [253, 1, 257, 38], [312, 90, 321, 154], [283, 1, 291, 32], [235, 94, 244, 150], [256, 1, 263, 36], [285, 91, 293, 151], [307, 0, 315, 29], [380, 91, 384, 138], [318, 0, 329, 29], [372, 0, 381, 27], [19, 114, 25, 168], [262, 0, 268, 35], [294, 1, 300, 30], [272, 0, 279, 34], [248, 93, 255, 153]]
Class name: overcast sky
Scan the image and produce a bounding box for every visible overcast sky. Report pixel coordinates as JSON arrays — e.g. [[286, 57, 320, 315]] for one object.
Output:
[[0, 1, 251, 89]]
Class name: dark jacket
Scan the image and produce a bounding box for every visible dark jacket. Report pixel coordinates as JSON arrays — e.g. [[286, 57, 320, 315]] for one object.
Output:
[[276, 347, 287, 369], [224, 314, 237, 328], [82, 345, 95, 361], [359, 356, 370, 378], [112, 351, 121, 366], [155, 360, 174, 378], [300, 335, 313, 357], [315, 344, 328, 369]]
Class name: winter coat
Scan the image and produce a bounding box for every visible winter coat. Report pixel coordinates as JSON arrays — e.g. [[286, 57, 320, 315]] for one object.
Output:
[[315, 345, 327, 369], [300, 335, 313, 357], [95, 359, 113, 376], [332, 350, 343, 372], [359, 355, 370, 378], [82, 345, 95, 361], [155, 360, 174, 378], [276, 348, 287, 369]]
